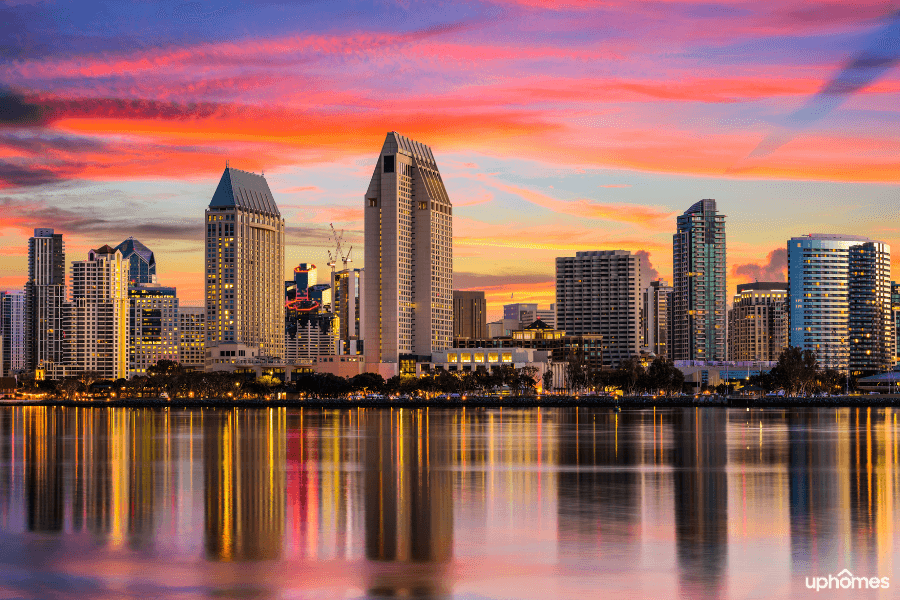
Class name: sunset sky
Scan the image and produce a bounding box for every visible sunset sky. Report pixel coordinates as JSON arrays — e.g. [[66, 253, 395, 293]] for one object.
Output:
[[1, 0, 899, 320]]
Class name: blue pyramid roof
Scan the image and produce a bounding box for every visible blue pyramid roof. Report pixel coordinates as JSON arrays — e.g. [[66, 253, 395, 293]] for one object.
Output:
[[115, 237, 155, 266], [209, 167, 280, 216]]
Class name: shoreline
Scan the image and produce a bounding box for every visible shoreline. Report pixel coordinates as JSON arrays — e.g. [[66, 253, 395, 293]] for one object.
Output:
[[4, 395, 900, 409]]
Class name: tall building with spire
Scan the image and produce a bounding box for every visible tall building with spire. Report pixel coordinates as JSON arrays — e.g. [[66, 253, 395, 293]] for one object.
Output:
[[672, 199, 726, 361], [205, 167, 285, 363], [363, 132, 452, 374]]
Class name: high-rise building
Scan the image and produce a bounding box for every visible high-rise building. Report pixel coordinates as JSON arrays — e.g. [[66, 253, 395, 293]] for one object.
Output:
[[128, 284, 179, 378], [334, 268, 363, 354], [293, 263, 317, 299], [727, 282, 788, 362], [115, 237, 157, 285], [0, 290, 25, 376], [788, 234, 892, 374], [363, 132, 452, 374], [454, 291, 487, 340], [556, 250, 640, 368], [206, 167, 285, 362], [892, 281, 900, 364], [672, 199, 726, 361], [68, 246, 129, 380], [25, 228, 66, 374], [178, 306, 206, 371], [643, 280, 672, 358], [848, 242, 893, 374]]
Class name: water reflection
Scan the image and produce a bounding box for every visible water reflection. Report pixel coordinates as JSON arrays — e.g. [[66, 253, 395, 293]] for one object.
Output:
[[0, 406, 899, 599]]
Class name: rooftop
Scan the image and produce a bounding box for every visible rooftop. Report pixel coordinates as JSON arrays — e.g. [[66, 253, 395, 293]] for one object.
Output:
[[209, 167, 280, 216]]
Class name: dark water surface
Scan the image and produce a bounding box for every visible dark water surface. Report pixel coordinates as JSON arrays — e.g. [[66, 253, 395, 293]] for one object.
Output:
[[0, 406, 897, 599]]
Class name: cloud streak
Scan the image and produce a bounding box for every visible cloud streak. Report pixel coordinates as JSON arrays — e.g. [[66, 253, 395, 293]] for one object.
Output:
[[747, 9, 900, 159]]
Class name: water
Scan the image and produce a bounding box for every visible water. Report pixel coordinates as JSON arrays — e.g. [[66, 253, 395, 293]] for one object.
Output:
[[0, 406, 896, 599]]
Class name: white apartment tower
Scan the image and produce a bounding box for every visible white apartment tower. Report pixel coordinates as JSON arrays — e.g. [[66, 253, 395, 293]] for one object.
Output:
[[364, 132, 452, 373], [206, 167, 285, 362], [68, 246, 129, 380], [556, 250, 641, 368], [25, 228, 66, 374]]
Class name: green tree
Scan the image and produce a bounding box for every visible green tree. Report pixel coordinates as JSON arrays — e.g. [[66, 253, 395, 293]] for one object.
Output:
[[770, 346, 819, 396], [542, 369, 553, 394]]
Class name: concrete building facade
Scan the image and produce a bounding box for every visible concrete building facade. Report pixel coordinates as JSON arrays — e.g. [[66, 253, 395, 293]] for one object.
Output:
[[727, 282, 788, 362], [206, 167, 285, 363], [363, 132, 453, 374], [453, 290, 487, 340], [178, 306, 206, 370], [25, 228, 66, 374], [68, 246, 130, 380], [333, 267, 363, 354], [556, 250, 640, 368], [0, 290, 25, 376], [672, 199, 727, 361], [643, 280, 672, 358]]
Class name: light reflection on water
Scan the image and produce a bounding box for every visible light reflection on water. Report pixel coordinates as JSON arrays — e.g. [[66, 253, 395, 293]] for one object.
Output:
[[0, 406, 897, 599]]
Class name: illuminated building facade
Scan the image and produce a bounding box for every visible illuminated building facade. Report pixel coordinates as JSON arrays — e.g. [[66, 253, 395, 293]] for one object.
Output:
[[727, 282, 788, 362], [0, 290, 25, 376], [68, 245, 130, 380], [333, 267, 363, 354], [672, 199, 727, 361], [25, 228, 66, 374], [205, 167, 285, 363], [556, 250, 641, 368], [178, 306, 206, 370], [363, 132, 453, 373], [788, 234, 892, 373], [128, 284, 179, 378]]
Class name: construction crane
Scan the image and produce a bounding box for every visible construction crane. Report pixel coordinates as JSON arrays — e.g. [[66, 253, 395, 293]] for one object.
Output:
[[328, 223, 353, 272]]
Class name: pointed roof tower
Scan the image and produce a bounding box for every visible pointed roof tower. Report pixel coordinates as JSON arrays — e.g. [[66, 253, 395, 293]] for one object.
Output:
[[209, 167, 280, 216]]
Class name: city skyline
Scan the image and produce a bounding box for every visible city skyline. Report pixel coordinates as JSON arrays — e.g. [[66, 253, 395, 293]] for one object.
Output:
[[1, 2, 899, 320]]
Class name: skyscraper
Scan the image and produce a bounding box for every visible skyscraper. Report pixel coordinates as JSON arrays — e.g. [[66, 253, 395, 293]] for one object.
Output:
[[128, 284, 179, 378], [68, 246, 130, 380], [672, 199, 726, 361], [334, 267, 363, 354], [556, 250, 640, 368], [363, 132, 452, 374], [788, 234, 892, 374], [114, 237, 156, 285], [0, 290, 25, 376], [25, 228, 66, 374], [206, 167, 285, 362], [643, 279, 672, 358], [453, 290, 487, 340], [727, 282, 788, 361]]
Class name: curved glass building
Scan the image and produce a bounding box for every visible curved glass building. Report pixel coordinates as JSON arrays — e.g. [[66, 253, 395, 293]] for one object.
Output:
[[788, 234, 892, 374]]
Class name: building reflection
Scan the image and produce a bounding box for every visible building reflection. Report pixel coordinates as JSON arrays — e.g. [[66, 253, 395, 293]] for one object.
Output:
[[24, 406, 64, 532], [788, 409, 849, 576], [284, 409, 360, 560], [672, 408, 728, 598], [363, 408, 453, 598], [204, 408, 286, 561], [557, 408, 642, 561]]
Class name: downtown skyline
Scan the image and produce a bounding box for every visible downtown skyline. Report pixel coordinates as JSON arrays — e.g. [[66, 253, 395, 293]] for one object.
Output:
[[1, 1, 899, 320]]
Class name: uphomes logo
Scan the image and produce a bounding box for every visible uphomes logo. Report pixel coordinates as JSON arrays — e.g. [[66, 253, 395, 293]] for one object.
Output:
[[806, 569, 889, 591]]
